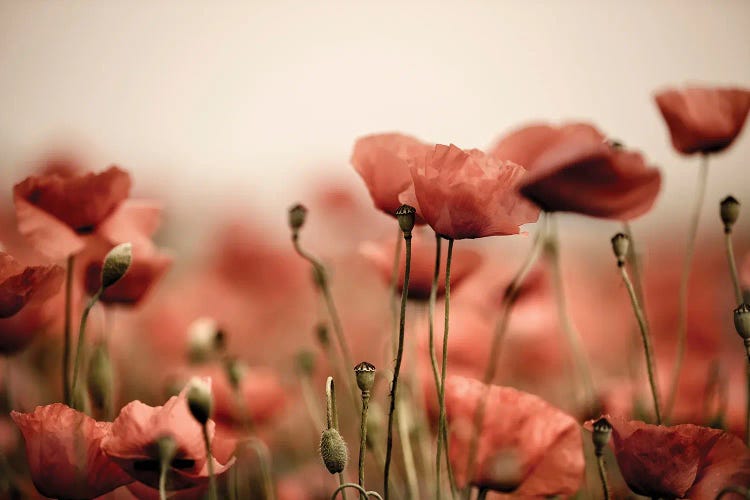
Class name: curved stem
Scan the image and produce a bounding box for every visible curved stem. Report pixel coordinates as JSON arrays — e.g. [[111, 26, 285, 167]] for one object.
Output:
[[159, 459, 169, 500], [596, 455, 611, 500], [300, 373, 325, 431], [716, 485, 750, 499], [464, 218, 546, 492], [242, 438, 275, 500], [331, 483, 384, 500], [70, 288, 102, 407], [384, 233, 412, 499], [63, 255, 75, 404], [203, 425, 218, 500], [358, 392, 370, 498], [667, 155, 709, 419], [436, 239, 454, 500], [725, 230, 743, 305], [619, 264, 662, 424], [389, 227, 403, 359]]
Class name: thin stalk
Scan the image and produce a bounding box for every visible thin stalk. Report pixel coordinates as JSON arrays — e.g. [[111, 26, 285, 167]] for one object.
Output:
[[668, 155, 709, 419], [63, 254, 75, 403], [436, 239, 455, 500], [716, 486, 750, 499], [619, 263, 662, 424], [464, 217, 546, 494], [745, 341, 750, 447], [158, 459, 169, 500], [397, 396, 420, 500], [623, 222, 648, 413], [389, 227, 403, 358], [384, 232, 412, 499], [331, 483, 384, 500], [476, 489, 488, 500], [358, 390, 371, 498], [428, 234, 443, 404], [70, 288, 102, 407], [547, 215, 596, 412], [242, 438, 275, 500], [203, 425, 218, 500], [596, 455, 611, 500], [725, 230, 743, 305]]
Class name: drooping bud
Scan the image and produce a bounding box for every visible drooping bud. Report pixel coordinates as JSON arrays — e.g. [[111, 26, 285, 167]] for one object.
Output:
[[101, 242, 132, 289], [186, 377, 213, 425], [319, 428, 348, 474], [354, 361, 376, 394], [224, 357, 247, 390], [288, 204, 308, 232], [720, 195, 741, 233], [87, 343, 113, 412], [610, 233, 629, 267], [395, 204, 416, 235], [187, 317, 225, 363], [734, 303, 750, 341], [296, 350, 316, 377], [591, 417, 612, 456], [156, 434, 177, 467]]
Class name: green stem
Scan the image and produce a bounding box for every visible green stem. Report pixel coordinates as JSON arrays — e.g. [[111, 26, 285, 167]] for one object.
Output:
[[242, 438, 275, 500], [667, 155, 709, 420], [384, 232, 412, 499], [63, 254, 75, 404], [389, 227, 403, 359], [70, 288, 102, 407], [596, 455, 611, 500], [358, 391, 370, 498], [619, 263, 662, 424], [159, 458, 169, 500], [744, 341, 750, 447], [331, 483, 384, 500], [436, 239, 454, 500], [725, 230, 743, 305], [203, 424, 217, 500], [476, 488, 488, 500]]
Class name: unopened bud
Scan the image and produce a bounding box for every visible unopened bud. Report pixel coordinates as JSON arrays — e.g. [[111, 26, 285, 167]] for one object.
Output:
[[591, 417, 612, 456], [156, 434, 177, 467], [101, 242, 132, 288], [296, 350, 316, 376], [395, 204, 416, 235], [288, 204, 308, 232], [315, 322, 329, 347], [186, 378, 213, 425], [734, 303, 750, 341], [87, 343, 113, 411], [187, 317, 224, 363], [319, 428, 348, 474], [720, 196, 740, 233], [224, 358, 246, 390], [611, 233, 629, 267], [354, 361, 376, 394]]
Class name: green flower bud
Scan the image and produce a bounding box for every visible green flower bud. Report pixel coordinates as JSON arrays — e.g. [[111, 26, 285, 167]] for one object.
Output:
[[101, 242, 132, 289], [320, 428, 348, 474], [186, 378, 213, 425]]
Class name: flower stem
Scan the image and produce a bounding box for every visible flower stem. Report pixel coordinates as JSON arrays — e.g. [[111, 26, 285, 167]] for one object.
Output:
[[158, 459, 169, 500], [242, 438, 275, 500], [596, 455, 611, 500], [202, 424, 218, 500], [547, 214, 596, 413], [464, 216, 546, 494], [619, 262, 662, 424], [384, 232, 412, 500], [70, 288, 102, 408], [358, 390, 370, 497], [63, 254, 75, 404], [436, 239, 454, 500], [476, 488, 488, 500], [725, 229, 743, 305], [389, 227, 403, 358], [667, 154, 709, 420], [744, 341, 750, 447], [331, 483, 384, 500]]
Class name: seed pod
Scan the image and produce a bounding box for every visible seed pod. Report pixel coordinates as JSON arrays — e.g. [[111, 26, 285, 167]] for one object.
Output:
[[591, 417, 612, 456], [734, 303, 750, 341], [720, 195, 740, 232], [395, 204, 416, 235], [288, 204, 308, 232], [354, 361, 376, 394], [610, 233, 629, 267]]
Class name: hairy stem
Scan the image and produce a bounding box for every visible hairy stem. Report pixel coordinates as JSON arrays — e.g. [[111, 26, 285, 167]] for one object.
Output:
[[436, 239, 455, 500], [63, 255, 75, 404], [70, 288, 102, 407], [596, 455, 611, 500]]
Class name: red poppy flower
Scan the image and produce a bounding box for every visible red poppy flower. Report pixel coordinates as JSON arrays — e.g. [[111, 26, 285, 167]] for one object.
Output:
[[13, 166, 133, 259], [101, 380, 235, 490], [490, 123, 662, 220], [399, 144, 540, 239], [351, 133, 432, 217], [11, 403, 133, 499], [445, 375, 584, 495], [585, 415, 750, 498], [359, 230, 482, 299], [654, 86, 750, 155]]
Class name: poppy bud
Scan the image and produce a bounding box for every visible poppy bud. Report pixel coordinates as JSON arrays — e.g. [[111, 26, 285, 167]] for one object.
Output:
[[354, 361, 376, 394], [720, 195, 740, 232], [156, 434, 177, 466], [591, 417, 612, 456], [296, 350, 316, 377], [187, 317, 225, 363], [186, 378, 213, 425], [315, 322, 329, 347], [611, 233, 629, 267], [288, 204, 308, 232], [734, 303, 750, 341], [101, 242, 132, 289], [395, 204, 416, 235], [87, 343, 113, 412], [320, 428, 348, 474], [224, 358, 246, 390]]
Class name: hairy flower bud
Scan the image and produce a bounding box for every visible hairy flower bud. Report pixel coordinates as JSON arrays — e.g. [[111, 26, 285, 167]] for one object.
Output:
[[320, 428, 348, 474], [101, 242, 132, 289], [720, 195, 741, 232], [288, 204, 308, 232], [591, 417, 612, 456], [734, 303, 750, 341], [611, 233, 629, 267], [315, 322, 329, 347], [395, 204, 416, 235], [186, 378, 213, 425], [354, 361, 376, 394], [187, 317, 225, 363]]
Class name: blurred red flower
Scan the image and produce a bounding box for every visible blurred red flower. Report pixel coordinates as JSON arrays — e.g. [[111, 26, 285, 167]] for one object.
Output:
[[11, 403, 133, 498], [351, 132, 432, 217], [490, 123, 661, 220], [655, 85, 750, 155], [445, 375, 584, 495], [399, 144, 539, 239]]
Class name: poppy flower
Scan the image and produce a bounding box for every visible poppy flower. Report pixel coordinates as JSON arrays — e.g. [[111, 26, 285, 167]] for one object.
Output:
[[101, 380, 235, 490], [399, 144, 540, 239], [13, 166, 132, 259], [654, 85, 750, 155], [445, 375, 584, 495], [11, 403, 133, 499], [351, 133, 432, 217], [585, 415, 750, 498], [359, 230, 482, 299], [490, 123, 662, 220]]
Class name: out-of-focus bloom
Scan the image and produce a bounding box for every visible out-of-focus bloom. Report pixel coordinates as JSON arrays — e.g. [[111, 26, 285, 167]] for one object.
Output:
[[351, 133, 431, 217], [11, 403, 133, 499], [399, 144, 539, 239], [125, 481, 208, 499], [101, 380, 234, 490], [585, 415, 750, 498], [359, 230, 482, 299], [654, 85, 750, 155], [0, 252, 64, 353], [490, 123, 661, 220], [445, 375, 584, 495]]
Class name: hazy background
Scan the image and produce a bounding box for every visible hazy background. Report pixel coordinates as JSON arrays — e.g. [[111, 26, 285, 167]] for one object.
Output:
[[1, 0, 749, 239]]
